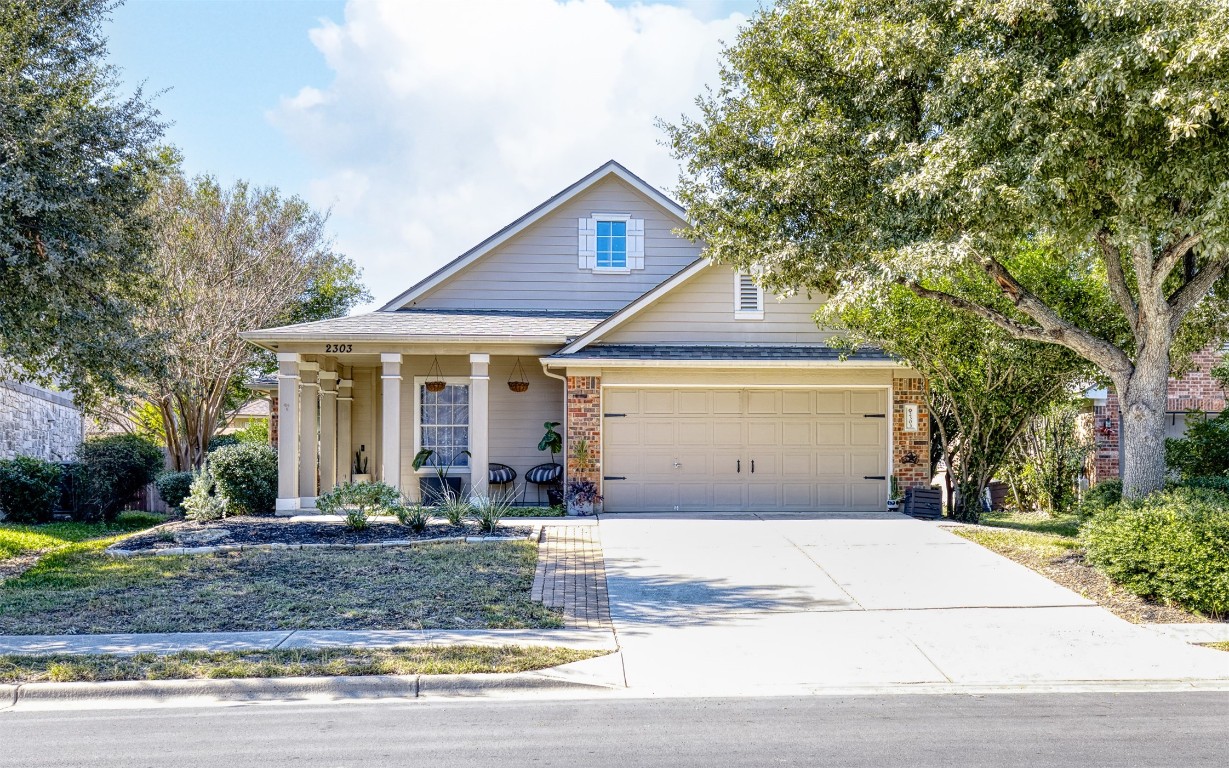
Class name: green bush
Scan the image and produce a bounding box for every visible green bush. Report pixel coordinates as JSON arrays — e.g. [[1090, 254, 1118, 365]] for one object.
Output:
[[1176, 475, 1229, 496], [155, 471, 196, 510], [1082, 488, 1229, 618], [73, 434, 164, 522], [0, 456, 64, 524], [394, 502, 430, 533], [316, 481, 400, 530], [1165, 411, 1229, 480], [206, 434, 241, 453], [208, 443, 277, 515], [182, 464, 227, 521], [1080, 478, 1122, 516], [234, 420, 269, 445]]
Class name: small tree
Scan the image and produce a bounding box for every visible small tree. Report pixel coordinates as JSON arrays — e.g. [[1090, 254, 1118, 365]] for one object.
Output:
[[1005, 401, 1094, 517]]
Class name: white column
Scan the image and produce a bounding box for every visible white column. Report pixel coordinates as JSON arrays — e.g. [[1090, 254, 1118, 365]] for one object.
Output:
[[275, 353, 301, 515], [381, 353, 402, 491], [469, 353, 490, 500], [318, 371, 338, 494], [298, 361, 319, 504], [337, 378, 353, 487]]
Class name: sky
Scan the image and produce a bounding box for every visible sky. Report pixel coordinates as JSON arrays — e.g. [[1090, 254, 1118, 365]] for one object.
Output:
[[105, 0, 765, 312]]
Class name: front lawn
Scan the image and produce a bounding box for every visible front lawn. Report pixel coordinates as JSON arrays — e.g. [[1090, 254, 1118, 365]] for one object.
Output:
[[976, 509, 1083, 538], [0, 646, 602, 683], [0, 539, 562, 635], [0, 511, 165, 563]]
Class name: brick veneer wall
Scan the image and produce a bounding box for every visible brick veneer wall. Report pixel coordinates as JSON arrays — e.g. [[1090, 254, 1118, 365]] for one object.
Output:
[[892, 376, 931, 490], [565, 376, 601, 488], [1091, 346, 1226, 485], [269, 393, 279, 447]]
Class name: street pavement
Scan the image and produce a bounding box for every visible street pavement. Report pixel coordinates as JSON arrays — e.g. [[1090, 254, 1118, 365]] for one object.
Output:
[[1, 692, 1225, 767], [598, 514, 1229, 695]]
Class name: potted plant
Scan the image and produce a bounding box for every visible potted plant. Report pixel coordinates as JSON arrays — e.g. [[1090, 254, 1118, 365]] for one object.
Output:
[[565, 479, 603, 516], [537, 422, 565, 507], [412, 448, 471, 505], [351, 447, 371, 484], [887, 475, 903, 510]]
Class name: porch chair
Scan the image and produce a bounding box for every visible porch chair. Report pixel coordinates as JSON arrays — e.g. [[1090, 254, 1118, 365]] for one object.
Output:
[[488, 463, 517, 501], [523, 462, 563, 505]]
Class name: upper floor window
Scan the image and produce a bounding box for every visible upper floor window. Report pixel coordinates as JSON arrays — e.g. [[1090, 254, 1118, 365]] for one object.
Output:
[[579, 214, 644, 272], [596, 220, 627, 269], [734, 270, 764, 320]]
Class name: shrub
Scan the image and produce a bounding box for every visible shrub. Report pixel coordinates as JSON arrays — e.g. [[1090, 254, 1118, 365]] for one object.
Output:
[[472, 495, 513, 534], [1165, 411, 1229, 480], [182, 465, 227, 521], [439, 494, 472, 526], [1080, 479, 1122, 517], [155, 471, 196, 510], [0, 456, 64, 524], [206, 434, 241, 453], [1082, 489, 1229, 618], [233, 420, 269, 445], [73, 434, 163, 522], [316, 481, 400, 530], [208, 443, 277, 515], [1176, 475, 1229, 496], [394, 502, 430, 533]]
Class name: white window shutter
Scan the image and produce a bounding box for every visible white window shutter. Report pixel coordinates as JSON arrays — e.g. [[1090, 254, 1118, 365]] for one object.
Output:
[[578, 218, 597, 269], [628, 218, 644, 270]]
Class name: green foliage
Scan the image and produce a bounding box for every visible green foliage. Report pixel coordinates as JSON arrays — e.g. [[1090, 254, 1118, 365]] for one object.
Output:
[[667, 0, 1229, 498], [0, 0, 165, 404], [1082, 489, 1229, 618], [233, 420, 269, 445], [1081, 480, 1123, 517], [1003, 401, 1093, 516], [206, 434, 241, 453], [537, 422, 562, 460], [472, 496, 514, 534], [0, 457, 63, 524], [316, 481, 400, 530], [154, 471, 195, 510], [1179, 476, 1229, 495], [395, 502, 431, 533], [440, 495, 472, 527], [207, 443, 277, 516], [182, 465, 226, 522], [73, 434, 163, 522], [1166, 412, 1229, 480]]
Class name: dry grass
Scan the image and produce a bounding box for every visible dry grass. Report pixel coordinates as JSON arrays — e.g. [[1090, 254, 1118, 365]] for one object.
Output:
[[950, 525, 1212, 625], [0, 539, 562, 635], [0, 646, 604, 683], [1204, 642, 1229, 652]]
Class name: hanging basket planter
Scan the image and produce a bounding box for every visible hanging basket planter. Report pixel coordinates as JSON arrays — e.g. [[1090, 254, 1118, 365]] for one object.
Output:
[[424, 356, 446, 392], [507, 358, 530, 393]]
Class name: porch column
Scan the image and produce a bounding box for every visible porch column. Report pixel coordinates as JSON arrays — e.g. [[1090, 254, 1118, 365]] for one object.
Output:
[[275, 353, 301, 515], [381, 353, 402, 491], [318, 371, 338, 494], [469, 353, 490, 499], [336, 377, 353, 486], [298, 361, 319, 504]]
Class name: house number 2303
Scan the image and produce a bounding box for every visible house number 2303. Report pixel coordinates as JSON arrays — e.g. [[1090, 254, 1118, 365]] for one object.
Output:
[[324, 343, 353, 353]]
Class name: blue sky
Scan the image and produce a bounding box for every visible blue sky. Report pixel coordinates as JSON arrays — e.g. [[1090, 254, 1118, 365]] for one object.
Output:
[[105, 1, 765, 310]]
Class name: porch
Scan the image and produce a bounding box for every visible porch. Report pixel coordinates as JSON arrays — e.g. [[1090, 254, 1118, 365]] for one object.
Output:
[[272, 350, 567, 513]]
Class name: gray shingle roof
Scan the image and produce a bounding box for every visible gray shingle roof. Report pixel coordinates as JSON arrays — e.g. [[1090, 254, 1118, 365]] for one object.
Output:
[[242, 309, 611, 343], [548, 344, 895, 361]]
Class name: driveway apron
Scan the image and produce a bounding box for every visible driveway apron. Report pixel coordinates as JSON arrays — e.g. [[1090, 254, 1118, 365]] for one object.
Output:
[[597, 514, 1229, 695]]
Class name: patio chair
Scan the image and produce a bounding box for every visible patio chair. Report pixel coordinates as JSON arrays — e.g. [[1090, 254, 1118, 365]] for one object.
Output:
[[488, 463, 517, 500], [523, 462, 563, 505]]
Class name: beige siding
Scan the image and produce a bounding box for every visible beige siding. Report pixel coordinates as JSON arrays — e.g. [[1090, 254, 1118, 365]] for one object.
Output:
[[408, 176, 701, 312], [599, 367, 895, 388], [602, 265, 834, 345], [349, 367, 377, 480]]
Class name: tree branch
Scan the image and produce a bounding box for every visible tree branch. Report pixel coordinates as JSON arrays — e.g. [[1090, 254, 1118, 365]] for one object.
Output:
[[905, 282, 1057, 344], [1096, 230, 1138, 333], [1152, 233, 1202, 285], [1168, 255, 1229, 331]]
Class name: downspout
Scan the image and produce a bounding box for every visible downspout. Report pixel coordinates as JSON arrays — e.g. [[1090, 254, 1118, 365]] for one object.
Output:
[[541, 361, 569, 487]]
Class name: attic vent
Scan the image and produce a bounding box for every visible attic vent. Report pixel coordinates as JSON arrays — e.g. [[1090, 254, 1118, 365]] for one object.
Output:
[[734, 271, 764, 319]]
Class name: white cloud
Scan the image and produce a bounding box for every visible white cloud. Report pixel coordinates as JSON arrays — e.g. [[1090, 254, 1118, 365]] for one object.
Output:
[[270, 0, 746, 310]]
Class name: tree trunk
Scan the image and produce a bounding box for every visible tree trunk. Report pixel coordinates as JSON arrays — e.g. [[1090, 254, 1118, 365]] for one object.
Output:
[[1117, 348, 1171, 500]]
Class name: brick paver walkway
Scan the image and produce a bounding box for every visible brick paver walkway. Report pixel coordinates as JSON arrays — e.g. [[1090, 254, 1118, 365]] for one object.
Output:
[[531, 525, 611, 629]]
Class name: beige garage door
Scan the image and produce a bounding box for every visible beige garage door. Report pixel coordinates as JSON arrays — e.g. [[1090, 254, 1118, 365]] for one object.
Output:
[[602, 388, 889, 513]]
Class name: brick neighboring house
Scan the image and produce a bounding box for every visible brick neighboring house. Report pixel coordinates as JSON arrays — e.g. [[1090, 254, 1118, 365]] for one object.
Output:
[[1088, 346, 1227, 484]]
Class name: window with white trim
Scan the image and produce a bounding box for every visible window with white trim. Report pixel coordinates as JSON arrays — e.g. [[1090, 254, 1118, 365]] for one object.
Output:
[[579, 213, 644, 272], [416, 380, 470, 469], [734, 270, 764, 319]]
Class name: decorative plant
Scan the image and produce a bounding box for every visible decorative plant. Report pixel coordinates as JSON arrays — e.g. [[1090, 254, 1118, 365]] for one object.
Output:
[[440, 494, 472, 526], [570, 439, 593, 473], [316, 481, 400, 530], [472, 494, 515, 533], [888, 476, 902, 503], [538, 421, 563, 464], [182, 463, 227, 522], [352, 449, 368, 475], [395, 502, 431, 533], [565, 479, 603, 508], [412, 448, 472, 481]]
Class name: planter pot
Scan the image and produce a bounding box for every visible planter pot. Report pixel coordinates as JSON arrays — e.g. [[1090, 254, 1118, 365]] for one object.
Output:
[[420, 476, 464, 505], [351, 474, 371, 484], [546, 487, 564, 509], [886, 499, 900, 510], [567, 500, 596, 516]]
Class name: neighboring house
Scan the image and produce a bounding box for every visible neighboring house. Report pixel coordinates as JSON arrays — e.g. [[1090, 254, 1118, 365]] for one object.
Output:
[[241, 161, 931, 515], [219, 396, 271, 435], [0, 374, 85, 462], [1086, 346, 1226, 484]]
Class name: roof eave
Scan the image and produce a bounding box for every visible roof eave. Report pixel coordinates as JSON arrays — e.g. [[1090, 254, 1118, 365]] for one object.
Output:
[[539, 357, 903, 369]]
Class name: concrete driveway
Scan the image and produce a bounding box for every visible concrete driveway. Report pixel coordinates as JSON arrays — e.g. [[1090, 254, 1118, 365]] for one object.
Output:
[[598, 513, 1229, 695]]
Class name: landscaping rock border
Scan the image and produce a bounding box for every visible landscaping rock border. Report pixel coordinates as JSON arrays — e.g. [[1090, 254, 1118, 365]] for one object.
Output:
[[106, 526, 543, 558]]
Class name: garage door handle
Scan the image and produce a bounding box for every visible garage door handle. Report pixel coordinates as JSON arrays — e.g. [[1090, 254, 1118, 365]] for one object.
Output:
[[751, 460, 755, 474], [864, 475, 886, 480], [604, 476, 626, 481], [736, 459, 740, 473]]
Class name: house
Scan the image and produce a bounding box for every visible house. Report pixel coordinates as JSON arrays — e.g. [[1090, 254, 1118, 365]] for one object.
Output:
[[1085, 346, 1226, 484], [240, 161, 931, 515], [218, 396, 270, 436]]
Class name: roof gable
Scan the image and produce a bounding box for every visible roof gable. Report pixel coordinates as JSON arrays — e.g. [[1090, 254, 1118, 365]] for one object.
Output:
[[381, 160, 691, 312]]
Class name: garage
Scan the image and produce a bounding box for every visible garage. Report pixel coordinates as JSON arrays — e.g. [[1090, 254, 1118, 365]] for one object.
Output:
[[601, 387, 889, 513]]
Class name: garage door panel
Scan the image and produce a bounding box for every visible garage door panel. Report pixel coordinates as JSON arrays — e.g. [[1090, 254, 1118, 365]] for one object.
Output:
[[747, 421, 779, 446], [850, 420, 885, 446], [676, 420, 711, 445], [713, 421, 744, 445], [746, 389, 779, 414], [850, 390, 886, 414], [781, 390, 813, 414], [643, 390, 676, 414], [815, 391, 846, 413], [713, 390, 742, 414], [676, 390, 709, 414], [781, 421, 812, 446], [605, 389, 640, 415], [781, 454, 812, 475], [850, 452, 886, 477], [815, 422, 848, 446]]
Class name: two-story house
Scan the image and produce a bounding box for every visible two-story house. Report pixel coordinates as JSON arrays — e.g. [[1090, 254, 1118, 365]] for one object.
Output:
[[241, 161, 931, 514]]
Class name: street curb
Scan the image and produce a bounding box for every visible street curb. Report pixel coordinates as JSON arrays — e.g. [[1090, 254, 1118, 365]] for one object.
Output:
[[1, 667, 616, 711]]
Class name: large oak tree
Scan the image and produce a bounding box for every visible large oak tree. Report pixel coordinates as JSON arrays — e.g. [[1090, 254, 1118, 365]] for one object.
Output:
[[667, 0, 1229, 498]]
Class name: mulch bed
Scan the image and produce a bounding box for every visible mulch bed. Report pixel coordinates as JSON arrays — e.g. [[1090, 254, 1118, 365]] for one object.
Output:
[[118, 516, 531, 553]]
